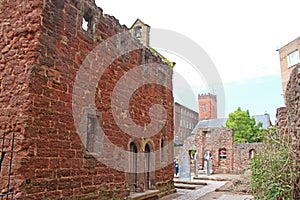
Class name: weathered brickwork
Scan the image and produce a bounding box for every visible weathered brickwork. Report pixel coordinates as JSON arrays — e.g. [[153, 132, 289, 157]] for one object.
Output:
[[278, 37, 300, 97], [197, 128, 234, 174], [276, 107, 287, 134], [184, 128, 234, 174], [233, 143, 262, 174], [182, 128, 262, 174], [198, 93, 217, 120], [0, 0, 174, 199], [284, 65, 300, 174]]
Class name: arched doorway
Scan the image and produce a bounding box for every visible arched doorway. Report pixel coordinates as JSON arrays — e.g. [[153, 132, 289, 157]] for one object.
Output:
[[249, 149, 256, 159], [129, 142, 138, 192], [145, 143, 151, 189]]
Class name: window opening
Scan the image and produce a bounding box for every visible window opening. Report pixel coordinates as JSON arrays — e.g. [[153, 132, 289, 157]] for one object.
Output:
[[219, 148, 227, 160], [134, 26, 142, 38]]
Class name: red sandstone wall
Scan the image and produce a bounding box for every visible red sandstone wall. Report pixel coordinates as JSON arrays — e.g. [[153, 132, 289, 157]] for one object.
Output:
[[0, 0, 174, 199], [0, 0, 43, 196], [233, 143, 262, 174], [195, 128, 234, 174], [284, 65, 300, 174]]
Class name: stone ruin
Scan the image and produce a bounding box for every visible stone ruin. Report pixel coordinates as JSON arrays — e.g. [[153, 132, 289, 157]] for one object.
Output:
[[0, 0, 175, 199]]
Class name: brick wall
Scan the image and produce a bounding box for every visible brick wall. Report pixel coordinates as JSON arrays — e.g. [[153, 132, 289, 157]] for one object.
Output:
[[284, 65, 300, 173], [278, 37, 300, 96], [198, 93, 217, 120], [276, 107, 287, 134], [233, 143, 262, 174], [184, 127, 263, 174], [0, 0, 43, 197], [193, 128, 234, 173], [0, 0, 174, 199]]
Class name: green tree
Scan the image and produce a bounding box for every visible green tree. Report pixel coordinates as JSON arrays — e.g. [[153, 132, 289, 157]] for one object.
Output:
[[225, 107, 263, 143]]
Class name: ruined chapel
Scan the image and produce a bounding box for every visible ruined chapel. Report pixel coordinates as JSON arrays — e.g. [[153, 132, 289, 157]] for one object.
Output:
[[0, 0, 175, 199]]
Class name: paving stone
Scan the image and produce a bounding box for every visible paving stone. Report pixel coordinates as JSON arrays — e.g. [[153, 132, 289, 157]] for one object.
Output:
[[174, 181, 227, 200], [218, 194, 254, 200]]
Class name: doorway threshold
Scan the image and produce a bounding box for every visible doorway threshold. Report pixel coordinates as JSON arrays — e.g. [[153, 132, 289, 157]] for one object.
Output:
[[128, 189, 160, 200]]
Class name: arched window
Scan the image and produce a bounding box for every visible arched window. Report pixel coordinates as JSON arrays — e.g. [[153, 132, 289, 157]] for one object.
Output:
[[161, 139, 165, 164], [249, 149, 256, 159], [145, 143, 151, 189], [219, 148, 227, 160], [129, 142, 138, 192], [134, 26, 142, 38]]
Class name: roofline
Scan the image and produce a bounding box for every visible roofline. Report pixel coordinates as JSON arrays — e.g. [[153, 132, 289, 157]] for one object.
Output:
[[130, 18, 150, 29], [278, 36, 300, 51], [174, 102, 198, 114]]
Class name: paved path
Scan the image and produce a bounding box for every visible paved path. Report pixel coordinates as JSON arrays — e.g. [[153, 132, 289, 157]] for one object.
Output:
[[174, 180, 227, 200], [218, 194, 253, 200]]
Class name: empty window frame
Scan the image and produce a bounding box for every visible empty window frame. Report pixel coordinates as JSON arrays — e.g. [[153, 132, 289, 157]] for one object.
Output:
[[287, 50, 299, 67]]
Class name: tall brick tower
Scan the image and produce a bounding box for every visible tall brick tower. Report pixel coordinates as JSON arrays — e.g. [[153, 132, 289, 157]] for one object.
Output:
[[198, 93, 217, 120]]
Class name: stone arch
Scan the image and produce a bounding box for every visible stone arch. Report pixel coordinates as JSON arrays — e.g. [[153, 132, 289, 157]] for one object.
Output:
[[141, 138, 155, 152], [249, 149, 256, 159], [128, 139, 143, 153], [127, 141, 138, 192], [144, 140, 155, 190], [160, 136, 169, 164]]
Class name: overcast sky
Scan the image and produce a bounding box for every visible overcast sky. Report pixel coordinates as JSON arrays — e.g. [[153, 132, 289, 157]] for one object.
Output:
[[95, 0, 300, 123]]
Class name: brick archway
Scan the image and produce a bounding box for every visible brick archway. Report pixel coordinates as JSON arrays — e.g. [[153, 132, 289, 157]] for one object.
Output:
[[128, 141, 139, 192], [143, 140, 155, 190]]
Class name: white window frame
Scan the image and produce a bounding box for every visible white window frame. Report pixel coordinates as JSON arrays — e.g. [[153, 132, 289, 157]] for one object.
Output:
[[287, 50, 299, 68]]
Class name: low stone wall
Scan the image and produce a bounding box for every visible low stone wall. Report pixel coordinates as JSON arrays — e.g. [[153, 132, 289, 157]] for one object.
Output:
[[233, 143, 263, 174]]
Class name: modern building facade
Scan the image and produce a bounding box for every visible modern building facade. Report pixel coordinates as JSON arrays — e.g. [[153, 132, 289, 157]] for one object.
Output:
[[278, 37, 300, 99], [174, 102, 198, 145]]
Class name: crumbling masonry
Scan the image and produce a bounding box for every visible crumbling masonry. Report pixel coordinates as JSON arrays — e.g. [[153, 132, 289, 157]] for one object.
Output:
[[0, 0, 175, 199], [277, 64, 300, 194]]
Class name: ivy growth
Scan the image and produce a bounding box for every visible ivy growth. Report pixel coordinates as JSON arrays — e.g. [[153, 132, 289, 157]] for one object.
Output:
[[250, 127, 300, 199]]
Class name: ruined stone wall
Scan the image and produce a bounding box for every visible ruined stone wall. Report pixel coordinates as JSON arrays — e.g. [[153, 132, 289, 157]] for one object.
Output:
[[0, 0, 174, 199], [233, 143, 262, 174], [284, 65, 300, 174], [276, 107, 287, 134], [195, 128, 234, 173], [0, 0, 44, 196]]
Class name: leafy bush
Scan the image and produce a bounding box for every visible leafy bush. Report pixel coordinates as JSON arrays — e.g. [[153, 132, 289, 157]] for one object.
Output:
[[250, 127, 299, 199]]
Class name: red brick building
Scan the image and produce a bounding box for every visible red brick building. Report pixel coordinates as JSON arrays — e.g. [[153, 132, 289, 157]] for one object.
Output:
[[0, 0, 175, 199], [185, 127, 263, 174], [198, 93, 217, 120]]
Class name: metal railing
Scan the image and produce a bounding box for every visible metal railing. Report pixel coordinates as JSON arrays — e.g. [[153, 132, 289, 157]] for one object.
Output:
[[0, 132, 16, 200]]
